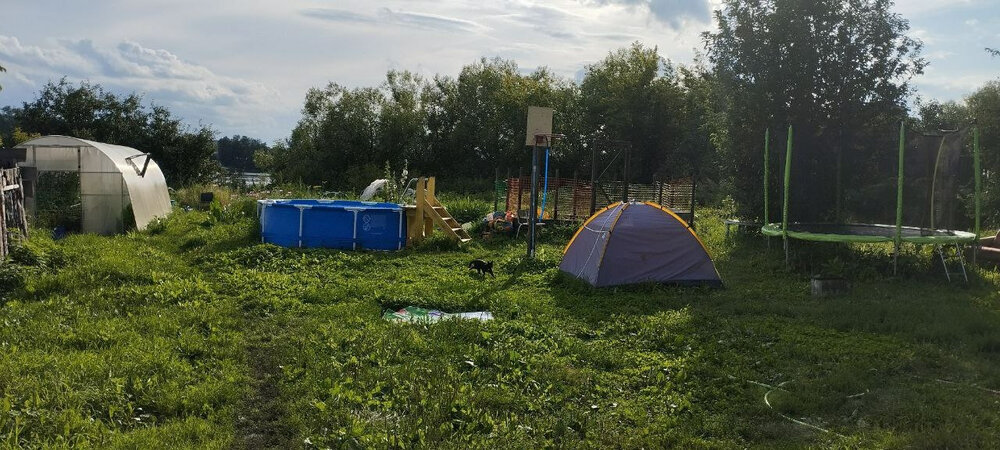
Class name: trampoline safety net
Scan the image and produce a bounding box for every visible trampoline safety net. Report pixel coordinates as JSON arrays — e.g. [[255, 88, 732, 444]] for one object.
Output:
[[773, 126, 973, 235]]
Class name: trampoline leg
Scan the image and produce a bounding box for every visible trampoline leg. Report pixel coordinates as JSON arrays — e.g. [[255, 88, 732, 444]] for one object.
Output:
[[936, 245, 967, 283], [893, 243, 899, 276], [784, 237, 789, 267], [936, 246, 951, 282], [956, 243, 969, 283]]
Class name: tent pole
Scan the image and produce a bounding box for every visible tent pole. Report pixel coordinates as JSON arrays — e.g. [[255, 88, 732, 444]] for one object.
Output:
[[974, 127, 982, 266], [894, 122, 905, 276], [782, 125, 793, 267]]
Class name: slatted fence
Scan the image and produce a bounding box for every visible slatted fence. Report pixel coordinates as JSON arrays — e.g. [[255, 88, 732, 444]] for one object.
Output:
[[504, 176, 695, 223]]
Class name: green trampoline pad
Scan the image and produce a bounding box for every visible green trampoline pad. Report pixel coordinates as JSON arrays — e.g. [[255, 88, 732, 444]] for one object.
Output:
[[761, 223, 977, 244]]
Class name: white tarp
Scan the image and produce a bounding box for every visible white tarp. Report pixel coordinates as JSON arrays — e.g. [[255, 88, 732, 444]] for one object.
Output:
[[15, 135, 172, 234]]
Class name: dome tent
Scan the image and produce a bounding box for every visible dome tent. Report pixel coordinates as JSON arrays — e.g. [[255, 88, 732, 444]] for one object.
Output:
[[560, 202, 722, 287], [12, 136, 172, 235]]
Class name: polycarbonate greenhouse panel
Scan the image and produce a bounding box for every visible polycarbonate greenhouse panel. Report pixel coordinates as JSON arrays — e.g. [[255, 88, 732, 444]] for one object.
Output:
[[14, 136, 172, 234], [30, 146, 79, 171]]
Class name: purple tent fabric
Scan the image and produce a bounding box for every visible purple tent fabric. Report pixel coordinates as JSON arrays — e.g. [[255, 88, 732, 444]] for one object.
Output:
[[560, 202, 722, 287]]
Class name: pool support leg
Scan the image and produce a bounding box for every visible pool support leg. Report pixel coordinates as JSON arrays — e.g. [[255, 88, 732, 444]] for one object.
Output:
[[297, 205, 306, 248]]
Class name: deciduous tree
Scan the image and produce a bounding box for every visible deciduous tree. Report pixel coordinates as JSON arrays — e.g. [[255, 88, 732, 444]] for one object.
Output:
[[15, 79, 219, 186], [705, 0, 925, 220]]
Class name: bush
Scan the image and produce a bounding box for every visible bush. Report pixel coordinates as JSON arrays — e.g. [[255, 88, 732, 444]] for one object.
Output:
[[434, 177, 494, 195], [438, 195, 492, 224], [145, 217, 169, 235], [174, 185, 235, 209]]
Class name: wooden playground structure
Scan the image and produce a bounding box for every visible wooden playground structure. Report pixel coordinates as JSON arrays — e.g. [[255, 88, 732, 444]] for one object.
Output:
[[404, 177, 472, 245]]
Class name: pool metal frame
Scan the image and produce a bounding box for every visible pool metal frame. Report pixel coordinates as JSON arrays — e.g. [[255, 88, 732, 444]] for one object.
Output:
[[258, 199, 406, 250]]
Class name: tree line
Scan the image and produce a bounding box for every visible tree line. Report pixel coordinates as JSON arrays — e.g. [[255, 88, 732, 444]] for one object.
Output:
[[0, 80, 268, 185], [0, 79, 219, 186], [256, 44, 713, 192]]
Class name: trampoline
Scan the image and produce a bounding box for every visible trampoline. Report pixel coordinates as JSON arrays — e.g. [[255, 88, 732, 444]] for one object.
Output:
[[760, 124, 983, 276], [761, 223, 976, 244]]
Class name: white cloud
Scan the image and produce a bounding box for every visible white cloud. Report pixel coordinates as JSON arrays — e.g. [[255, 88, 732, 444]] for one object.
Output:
[[893, 0, 976, 16], [0, 35, 94, 74], [0, 35, 281, 137], [0, 0, 995, 141], [925, 50, 954, 61], [915, 66, 996, 94], [585, 0, 711, 28], [302, 7, 488, 33]]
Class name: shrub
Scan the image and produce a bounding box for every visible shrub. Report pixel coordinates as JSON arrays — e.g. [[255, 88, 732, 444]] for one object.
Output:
[[174, 184, 235, 209], [439, 195, 492, 224]]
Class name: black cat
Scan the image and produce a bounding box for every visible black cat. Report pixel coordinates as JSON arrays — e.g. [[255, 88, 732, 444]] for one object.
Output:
[[468, 259, 495, 278]]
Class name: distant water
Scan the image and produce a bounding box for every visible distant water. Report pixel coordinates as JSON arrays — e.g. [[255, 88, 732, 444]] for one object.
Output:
[[239, 172, 271, 185]]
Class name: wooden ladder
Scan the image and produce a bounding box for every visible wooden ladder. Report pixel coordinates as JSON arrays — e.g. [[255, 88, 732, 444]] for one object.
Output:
[[406, 177, 472, 245], [426, 195, 472, 243]]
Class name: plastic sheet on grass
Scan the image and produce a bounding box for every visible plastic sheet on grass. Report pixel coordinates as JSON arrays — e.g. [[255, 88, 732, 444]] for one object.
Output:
[[383, 306, 493, 324]]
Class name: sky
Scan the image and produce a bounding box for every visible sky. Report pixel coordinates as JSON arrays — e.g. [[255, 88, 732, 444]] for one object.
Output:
[[0, 0, 997, 143]]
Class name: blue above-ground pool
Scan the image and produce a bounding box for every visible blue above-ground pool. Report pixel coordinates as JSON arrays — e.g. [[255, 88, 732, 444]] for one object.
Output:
[[258, 199, 406, 250]]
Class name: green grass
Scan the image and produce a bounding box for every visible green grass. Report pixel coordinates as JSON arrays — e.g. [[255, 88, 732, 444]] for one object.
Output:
[[1, 201, 1000, 448]]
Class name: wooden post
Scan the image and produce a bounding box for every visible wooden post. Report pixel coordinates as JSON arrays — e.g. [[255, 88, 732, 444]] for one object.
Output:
[[20, 169, 28, 237], [505, 168, 511, 212], [423, 177, 435, 236], [0, 172, 8, 259], [572, 170, 579, 220], [553, 168, 560, 220], [411, 177, 426, 243], [658, 177, 664, 205], [517, 167, 524, 214]]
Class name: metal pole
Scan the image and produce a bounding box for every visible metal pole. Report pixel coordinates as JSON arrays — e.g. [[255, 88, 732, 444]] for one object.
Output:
[[590, 143, 597, 215], [894, 122, 905, 275], [974, 127, 982, 266], [764, 128, 771, 249], [622, 145, 630, 203], [690, 172, 697, 230], [836, 148, 843, 222], [539, 147, 550, 220], [783, 125, 793, 266], [528, 142, 539, 258], [764, 128, 770, 226]]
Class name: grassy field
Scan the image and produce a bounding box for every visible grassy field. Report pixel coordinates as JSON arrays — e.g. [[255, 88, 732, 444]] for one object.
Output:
[[1, 197, 1000, 448]]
